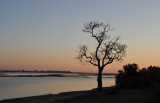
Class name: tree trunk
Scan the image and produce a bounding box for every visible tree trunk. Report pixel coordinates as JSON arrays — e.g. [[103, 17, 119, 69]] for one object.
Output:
[[97, 68, 103, 92]]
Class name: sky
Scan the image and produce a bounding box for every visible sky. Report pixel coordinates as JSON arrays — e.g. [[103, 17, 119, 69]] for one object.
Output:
[[0, 0, 160, 73]]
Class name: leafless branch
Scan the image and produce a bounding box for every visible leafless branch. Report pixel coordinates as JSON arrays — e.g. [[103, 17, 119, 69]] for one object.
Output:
[[76, 45, 98, 66], [78, 21, 127, 69]]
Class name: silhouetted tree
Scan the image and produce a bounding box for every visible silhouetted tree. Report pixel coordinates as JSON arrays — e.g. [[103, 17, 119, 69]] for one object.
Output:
[[77, 21, 127, 91]]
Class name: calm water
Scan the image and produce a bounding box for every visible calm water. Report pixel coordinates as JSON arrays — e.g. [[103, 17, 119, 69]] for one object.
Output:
[[0, 73, 115, 100]]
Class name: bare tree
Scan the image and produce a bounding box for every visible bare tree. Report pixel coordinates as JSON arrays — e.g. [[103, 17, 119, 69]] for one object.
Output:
[[77, 21, 127, 91]]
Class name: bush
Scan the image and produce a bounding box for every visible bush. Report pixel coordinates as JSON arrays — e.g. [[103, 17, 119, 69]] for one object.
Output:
[[116, 64, 160, 89], [116, 63, 140, 89]]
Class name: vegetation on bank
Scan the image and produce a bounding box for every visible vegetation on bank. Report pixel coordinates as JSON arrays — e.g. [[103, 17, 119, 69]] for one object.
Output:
[[116, 63, 160, 103], [116, 63, 160, 89]]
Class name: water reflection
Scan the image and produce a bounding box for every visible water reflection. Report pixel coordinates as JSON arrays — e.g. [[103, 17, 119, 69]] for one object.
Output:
[[0, 77, 115, 100]]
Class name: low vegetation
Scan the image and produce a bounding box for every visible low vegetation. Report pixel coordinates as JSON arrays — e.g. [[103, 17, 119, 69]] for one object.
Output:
[[116, 63, 160, 89], [116, 63, 160, 103]]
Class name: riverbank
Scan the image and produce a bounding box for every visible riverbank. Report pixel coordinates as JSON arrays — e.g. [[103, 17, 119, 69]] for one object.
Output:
[[0, 86, 153, 103]]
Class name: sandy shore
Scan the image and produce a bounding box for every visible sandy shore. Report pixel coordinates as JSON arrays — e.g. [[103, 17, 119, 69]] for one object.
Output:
[[0, 86, 152, 103]]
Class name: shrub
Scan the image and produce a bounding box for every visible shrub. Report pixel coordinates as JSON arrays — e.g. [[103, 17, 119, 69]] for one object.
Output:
[[116, 64, 160, 89]]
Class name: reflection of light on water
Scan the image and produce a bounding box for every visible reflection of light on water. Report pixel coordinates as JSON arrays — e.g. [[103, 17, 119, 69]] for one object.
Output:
[[0, 76, 115, 100]]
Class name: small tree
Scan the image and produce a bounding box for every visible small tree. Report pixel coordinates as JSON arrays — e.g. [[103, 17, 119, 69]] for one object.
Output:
[[77, 21, 127, 91]]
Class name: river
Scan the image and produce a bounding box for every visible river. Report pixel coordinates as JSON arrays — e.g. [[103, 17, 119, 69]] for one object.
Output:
[[0, 72, 115, 100]]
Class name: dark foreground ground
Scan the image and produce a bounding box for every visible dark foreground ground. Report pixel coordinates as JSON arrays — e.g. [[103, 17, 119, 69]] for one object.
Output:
[[0, 86, 155, 103]]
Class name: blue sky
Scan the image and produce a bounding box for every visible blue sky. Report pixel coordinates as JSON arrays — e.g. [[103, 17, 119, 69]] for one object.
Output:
[[0, 0, 160, 73]]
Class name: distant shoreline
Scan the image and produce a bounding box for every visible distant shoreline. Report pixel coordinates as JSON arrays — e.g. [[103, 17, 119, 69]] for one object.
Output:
[[0, 71, 116, 78], [0, 73, 115, 78], [0, 70, 117, 75]]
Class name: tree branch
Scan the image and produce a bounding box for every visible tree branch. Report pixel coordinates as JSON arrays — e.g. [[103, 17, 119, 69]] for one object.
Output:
[[78, 21, 127, 69], [84, 54, 98, 66], [77, 45, 98, 66]]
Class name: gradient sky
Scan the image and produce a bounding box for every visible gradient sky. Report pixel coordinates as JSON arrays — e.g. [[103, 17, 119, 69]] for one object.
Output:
[[1, 0, 160, 73]]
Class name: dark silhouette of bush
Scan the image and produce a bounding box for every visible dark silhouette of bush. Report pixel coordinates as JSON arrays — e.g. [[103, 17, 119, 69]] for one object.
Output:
[[116, 64, 160, 89], [116, 63, 140, 89]]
